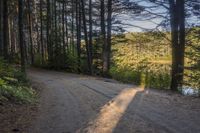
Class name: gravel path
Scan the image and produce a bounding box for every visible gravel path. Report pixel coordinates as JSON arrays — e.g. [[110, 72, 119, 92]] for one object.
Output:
[[28, 69, 200, 133]]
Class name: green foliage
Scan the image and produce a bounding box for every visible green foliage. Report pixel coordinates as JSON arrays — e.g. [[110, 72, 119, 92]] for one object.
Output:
[[0, 85, 36, 103], [34, 53, 43, 67], [65, 52, 79, 73], [0, 58, 16, 78], [110, 65, 171, 89], [110, 32, 171, 89], [110, 67, 141, 84], [110, 29, 199, 90], [0, 58, 36, 103], [112, 32, 171, 65], [185, 27, 200, 89]]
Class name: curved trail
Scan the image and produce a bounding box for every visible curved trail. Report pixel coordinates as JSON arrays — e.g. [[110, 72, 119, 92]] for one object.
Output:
[[28, 69, 200, 133]]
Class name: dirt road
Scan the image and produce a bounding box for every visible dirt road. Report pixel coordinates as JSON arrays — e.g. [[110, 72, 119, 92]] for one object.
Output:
[[28, 69, 200, 133]]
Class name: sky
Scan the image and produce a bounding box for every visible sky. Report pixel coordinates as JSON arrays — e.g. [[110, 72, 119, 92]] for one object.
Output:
[[118, 0, 200, 32], [117, 0, 166, 32], [122, 17, 164, 32]]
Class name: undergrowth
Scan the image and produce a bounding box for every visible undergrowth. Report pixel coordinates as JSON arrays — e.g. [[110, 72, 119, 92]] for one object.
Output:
[[0, 58, 36, 104]]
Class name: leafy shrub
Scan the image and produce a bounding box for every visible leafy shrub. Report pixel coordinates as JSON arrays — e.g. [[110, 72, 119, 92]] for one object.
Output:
[[65, 52, 79, 72], [33, 53, 46, 67], [0, 85, 36, 103], [0, 58, 36, 103], [110, 66, 171, 89], [110, 66, 142, 85]]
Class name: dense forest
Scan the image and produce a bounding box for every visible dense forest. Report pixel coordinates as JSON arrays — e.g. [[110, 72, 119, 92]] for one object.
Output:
[[0, 0, 200, 103]]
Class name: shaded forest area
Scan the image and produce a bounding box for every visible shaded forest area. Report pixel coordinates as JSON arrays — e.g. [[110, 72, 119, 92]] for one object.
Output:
[[0, 0, 200, 103]]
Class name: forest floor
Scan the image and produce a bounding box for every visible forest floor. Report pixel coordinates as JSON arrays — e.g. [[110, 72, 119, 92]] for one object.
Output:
[[0, 102, 37, 133], [8, 68, 200, 133]]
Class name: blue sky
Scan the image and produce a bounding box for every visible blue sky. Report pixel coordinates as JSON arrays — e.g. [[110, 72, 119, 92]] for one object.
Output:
[[118, 0, 166, 32], [119, 0, 200, 32]]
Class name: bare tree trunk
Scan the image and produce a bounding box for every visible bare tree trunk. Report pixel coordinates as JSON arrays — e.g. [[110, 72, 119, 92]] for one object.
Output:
[[101, 0, 107, 75], [54, 0, 59, 68], [80, 0, 92, 74], [176, 0, 186, 89], [76, 0, 81, 73], [106, 0, 112, 72], [10, 18, 15, 61], [40, 0, 44, 64], [18, 0, 26, 73], [65, 1, 69, 52], [62, 1, 66, 60], [58, 2, 62, 66], [71, 0, 75, 55], [0, 0, 3, 56], [103, 0, 112, 76], [27, 0, 34, 64], [89, 0, 93, 65], [169, 0, 186, 91], [3, 0, 9, 60], [47, 0, 51, 64]]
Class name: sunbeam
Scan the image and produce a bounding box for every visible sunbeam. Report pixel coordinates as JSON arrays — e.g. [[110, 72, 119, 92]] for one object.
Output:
[[84, 87, 144, 133]]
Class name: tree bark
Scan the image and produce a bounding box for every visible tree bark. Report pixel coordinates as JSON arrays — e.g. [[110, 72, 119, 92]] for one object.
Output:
[[40, 0, 44, 64], [76, 0, 81, 72], [65, 0, 69, 52], [27, 0, 34, 64], [107, 0, 112, 72], [176, 0, 186, 89], [103, 0, 112, 76], [0, 0, 3, 56], [89, 0, 93, 64], [47, 0, 52, 64], [18, 0, 26, 73], [169, 0, 186, 91], [80, 0, 92, 74], [3, 0, 9, 60], [62, 1, 66, 60], [71, 0, 75, 55], [101, 0, 107, 75]]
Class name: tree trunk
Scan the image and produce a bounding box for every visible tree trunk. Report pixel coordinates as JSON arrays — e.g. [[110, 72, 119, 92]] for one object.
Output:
[[101, 0, 107, 75], [169, 0, 186, 91], [89, 0, 93, 65], [0, 0, 3, 56], [54, 0, 59, 68], [103, 0, 112, 76], [65, 0, 69, 52], [176, 0, 186, 89], [62, 1, 66, 60], [47, 0, 52, 64], [80, 0, 92, 74], [40, 0, 44, 64], [71, 0, 75, 55], [10, 18, 15, 61], [3, 0, 9, 60], [76, 0, 81, 72], [27, 0, 34, 64], [18, 0, 26, 73]]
